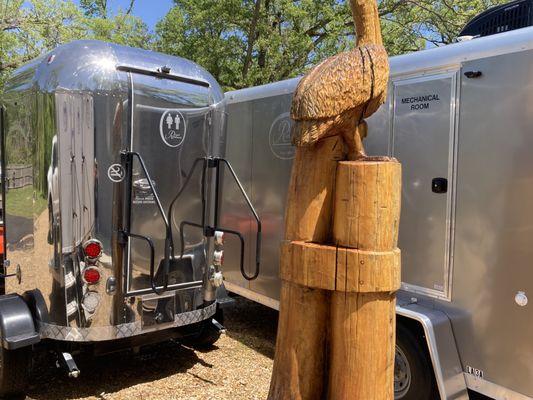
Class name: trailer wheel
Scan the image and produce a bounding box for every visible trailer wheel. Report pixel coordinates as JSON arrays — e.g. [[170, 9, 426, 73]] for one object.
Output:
[[395, 323, 437, 400], [182, 307, 223, 349], [0, 343, 31, 399]]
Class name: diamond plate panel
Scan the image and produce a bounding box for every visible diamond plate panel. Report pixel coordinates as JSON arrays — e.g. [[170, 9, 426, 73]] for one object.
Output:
[[38, 302, 217, 342]]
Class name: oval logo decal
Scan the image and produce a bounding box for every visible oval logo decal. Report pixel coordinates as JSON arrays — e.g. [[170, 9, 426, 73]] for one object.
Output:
[[159, 109, 187, 148], [269, 112, 295, 160]]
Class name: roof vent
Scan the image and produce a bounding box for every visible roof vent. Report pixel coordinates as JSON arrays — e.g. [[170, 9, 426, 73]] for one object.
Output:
[[459, 0, 533, 38]]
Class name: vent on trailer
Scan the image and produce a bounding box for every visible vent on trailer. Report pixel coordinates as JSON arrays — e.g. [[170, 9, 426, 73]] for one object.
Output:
[[459, 0, 533, 38]]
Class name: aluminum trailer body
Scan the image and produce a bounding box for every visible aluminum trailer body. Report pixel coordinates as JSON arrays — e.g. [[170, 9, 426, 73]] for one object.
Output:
[[0, 39, 231, 359], [222, 26, 533, 399]]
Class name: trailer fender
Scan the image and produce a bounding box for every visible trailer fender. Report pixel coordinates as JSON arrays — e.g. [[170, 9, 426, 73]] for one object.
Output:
[[396, 294, 468, 400], [0, 294, 40, 350], [22, 289, 50, 324]]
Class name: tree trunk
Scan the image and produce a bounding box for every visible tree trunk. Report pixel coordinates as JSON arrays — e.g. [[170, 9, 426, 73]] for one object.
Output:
[[242, 0, 262, 78]]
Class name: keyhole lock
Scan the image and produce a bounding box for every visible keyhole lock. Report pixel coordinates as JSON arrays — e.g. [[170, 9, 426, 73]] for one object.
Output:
[[431, 177, 448, 194]]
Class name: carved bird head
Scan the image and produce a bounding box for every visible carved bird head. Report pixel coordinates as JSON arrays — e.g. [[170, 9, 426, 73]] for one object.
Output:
[[290, 0, 389, 152]]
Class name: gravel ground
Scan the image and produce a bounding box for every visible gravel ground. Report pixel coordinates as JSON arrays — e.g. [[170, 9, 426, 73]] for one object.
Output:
[[25, 297, 278, 400]]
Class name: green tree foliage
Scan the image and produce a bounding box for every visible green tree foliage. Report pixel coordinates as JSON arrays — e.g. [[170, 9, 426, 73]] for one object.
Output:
[[80, 0, 150, 48], [379, 0, 510, 50], [155, 0, 355, 90], [0, 0, 149, 84], [0, 0, 84, 71], [0, 0, 514, 91], [156, 0, 510, 90]]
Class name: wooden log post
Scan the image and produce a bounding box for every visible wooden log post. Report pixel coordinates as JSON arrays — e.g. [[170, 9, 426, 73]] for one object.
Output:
[[328, 159, 401, 399], [268, 136, 346, 400], [269, 0, 395, 397], [270, 157, 401, 400]]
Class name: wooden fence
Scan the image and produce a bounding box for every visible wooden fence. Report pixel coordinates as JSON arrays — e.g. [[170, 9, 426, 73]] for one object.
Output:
[[6, 165, 33, 189]]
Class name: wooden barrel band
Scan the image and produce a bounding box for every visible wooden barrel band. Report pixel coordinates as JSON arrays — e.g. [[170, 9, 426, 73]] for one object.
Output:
[[280, 240, 401, 293]]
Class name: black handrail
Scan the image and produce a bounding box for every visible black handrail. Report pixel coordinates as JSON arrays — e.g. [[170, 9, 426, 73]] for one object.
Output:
[[220, 158, 261, 280], [172, 157, 262, 281], [120, 231, 159, 294], [167, 157, 206, 258], [120, 151, 262, 295], [121, 151, 171, 294]]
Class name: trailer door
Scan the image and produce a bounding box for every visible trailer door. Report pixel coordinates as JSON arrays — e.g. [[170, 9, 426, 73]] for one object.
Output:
[[123, 70, 213, 296], [392, 72, 458, 300]]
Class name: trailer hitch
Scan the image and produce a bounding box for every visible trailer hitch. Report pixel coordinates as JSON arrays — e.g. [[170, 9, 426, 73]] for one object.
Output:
[[169, 157, 262, 281], [56, 351, 80, 378]]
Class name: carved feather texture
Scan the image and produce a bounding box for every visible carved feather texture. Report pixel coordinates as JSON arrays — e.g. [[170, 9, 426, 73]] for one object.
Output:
[[290, 44, 389, 147]]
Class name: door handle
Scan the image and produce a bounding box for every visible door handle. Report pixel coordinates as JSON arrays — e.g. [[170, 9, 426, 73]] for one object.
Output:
[[464, 70, 482, 79], [431, 177, 448, 194]]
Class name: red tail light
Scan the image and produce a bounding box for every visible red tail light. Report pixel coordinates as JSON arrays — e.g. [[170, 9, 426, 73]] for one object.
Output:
[[83, 240, 102, 260], [83, 267, 101, 285]]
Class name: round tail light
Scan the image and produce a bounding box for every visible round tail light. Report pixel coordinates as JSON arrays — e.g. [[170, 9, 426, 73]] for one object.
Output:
[[83, 267, 101, 285], [82, 291, 101, 313], [83, 239, 102, 260]]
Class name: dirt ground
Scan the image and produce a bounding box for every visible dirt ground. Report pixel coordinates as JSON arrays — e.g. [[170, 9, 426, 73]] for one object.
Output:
[[19, 296, 493, 400], [25, 297, 278, 400]]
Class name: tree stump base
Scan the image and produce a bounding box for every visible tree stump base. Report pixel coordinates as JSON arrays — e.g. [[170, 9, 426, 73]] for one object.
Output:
[[269, 158, 401, 400]]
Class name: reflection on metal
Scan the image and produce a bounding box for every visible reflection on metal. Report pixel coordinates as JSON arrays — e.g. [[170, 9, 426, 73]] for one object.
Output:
[[392, 72, 458, 301], [116, 65, 211, 88], [464, 374, 531, 400], [223, 281, 280, 311], [6, 165, 32, 189], [39, 301, 217, 341], [2, 40, 225, 342], [397, 295, 467, 399]]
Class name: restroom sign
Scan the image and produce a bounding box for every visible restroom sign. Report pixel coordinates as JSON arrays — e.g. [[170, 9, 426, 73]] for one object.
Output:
[[159, 109, 187, 148]]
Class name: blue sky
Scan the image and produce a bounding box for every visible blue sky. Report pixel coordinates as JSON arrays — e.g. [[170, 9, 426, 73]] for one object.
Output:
[[71, 0, 175, 30]]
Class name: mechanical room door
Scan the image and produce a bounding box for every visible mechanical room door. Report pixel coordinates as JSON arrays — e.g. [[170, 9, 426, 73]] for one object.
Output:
[[391, 72, 458, 300], [124, 70, 213, 296]]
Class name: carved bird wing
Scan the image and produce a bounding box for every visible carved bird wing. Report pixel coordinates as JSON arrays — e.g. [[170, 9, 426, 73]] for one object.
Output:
[[290, 44, 388, 146]]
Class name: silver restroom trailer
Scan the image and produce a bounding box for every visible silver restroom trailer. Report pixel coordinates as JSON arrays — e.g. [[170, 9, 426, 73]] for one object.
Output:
[[0, 40, 259, 397], [221, 25, 533, 400]]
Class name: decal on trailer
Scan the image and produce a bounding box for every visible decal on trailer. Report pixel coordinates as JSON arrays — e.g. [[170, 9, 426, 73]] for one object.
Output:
[[466, 365, 484, 379], [159, 109, 187, 148], [107, 163, 125, 183], [269, 112, 295, 160]]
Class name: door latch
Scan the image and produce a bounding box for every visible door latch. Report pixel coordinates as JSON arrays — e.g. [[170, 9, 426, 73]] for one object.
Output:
[[464, 70, 482, 79], [431, 177, 448, 194]]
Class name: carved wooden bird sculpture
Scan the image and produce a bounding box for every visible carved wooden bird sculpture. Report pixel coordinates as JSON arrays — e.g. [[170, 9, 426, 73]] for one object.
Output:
[[291, 0, 389, 160]]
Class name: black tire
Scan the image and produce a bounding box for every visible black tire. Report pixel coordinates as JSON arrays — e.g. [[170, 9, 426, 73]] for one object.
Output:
[[395, 323, 437, 400], [0, 343, 31, 399], [182, 307, 223, 349]]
